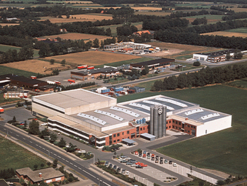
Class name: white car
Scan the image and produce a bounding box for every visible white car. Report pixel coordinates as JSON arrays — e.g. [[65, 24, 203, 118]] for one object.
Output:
[[173, 163, 177, 167], [131, 164, 138, 167]]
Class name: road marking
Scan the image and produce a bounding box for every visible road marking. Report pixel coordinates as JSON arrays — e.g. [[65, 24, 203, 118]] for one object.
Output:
[[16, 135, 19, 136], [23, 138, 25, 140], [74, 165, 77, 167], [30, 141, 32, 143], [66, 160, 68, 162], [3, 129, 6, 130], [78, 168, 81, 170], [62, 158, 65, 160], [70, 162, 73, 165], [36, 144, 38, 146], [58, 156, 61, 158]]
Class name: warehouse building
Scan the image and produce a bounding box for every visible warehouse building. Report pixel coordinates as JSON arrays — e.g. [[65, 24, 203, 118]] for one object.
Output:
[[193, 49, 235, 62], [32, 89, 232, 147], [130, 58, 174, 70]]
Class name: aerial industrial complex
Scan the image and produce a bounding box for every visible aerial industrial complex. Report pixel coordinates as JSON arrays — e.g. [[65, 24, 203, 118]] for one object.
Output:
[[32, 89, 232, 148]]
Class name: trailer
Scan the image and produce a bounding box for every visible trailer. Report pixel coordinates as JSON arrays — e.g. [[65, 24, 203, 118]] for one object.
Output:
[[0, 107, 4, 113], [87, 66, 94, 70], [68, 79, 75, 83], [77, 65, 88, 70]]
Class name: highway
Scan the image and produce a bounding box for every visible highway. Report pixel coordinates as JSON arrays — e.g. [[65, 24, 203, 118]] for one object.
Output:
[[0, 122, 117, 186]]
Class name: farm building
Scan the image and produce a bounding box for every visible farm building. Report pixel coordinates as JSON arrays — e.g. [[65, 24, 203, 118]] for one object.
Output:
[[104, 42, 152, 51], [130, 58, 174, 70], [16, 167, 64, 185], [193, 49, 235, 62], [32, 89, 232, 147], [71, 67, 120, 81], [133, 30, 154, 36], [0, 74, 53, 92]]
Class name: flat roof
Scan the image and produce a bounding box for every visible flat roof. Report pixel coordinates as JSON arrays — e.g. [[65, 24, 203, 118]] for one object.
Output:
[[140, 133, 156, 139], [33, 89, 115, 109], [130, 58, 174, 67], [122, 138, 135, 144]]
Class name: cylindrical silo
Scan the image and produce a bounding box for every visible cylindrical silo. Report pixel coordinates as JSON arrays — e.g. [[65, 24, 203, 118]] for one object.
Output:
[[162, 106, 167, 136], [154, 106, 158, 138], [158, 106, 163, 138], [150, 106, 154, 135]]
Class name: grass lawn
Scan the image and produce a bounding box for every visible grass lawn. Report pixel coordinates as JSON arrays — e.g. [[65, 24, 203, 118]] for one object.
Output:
[[0, 135, 47, 170], [171, 61, 203, 71], [119, 85, 247, 176], [225, 27, 247, 33], [226, 78, 247, 89], [0, 44, 39, 58], [95, 57, 152, 68], [0, 66, 38, 77], [186, 14, 223, 20]]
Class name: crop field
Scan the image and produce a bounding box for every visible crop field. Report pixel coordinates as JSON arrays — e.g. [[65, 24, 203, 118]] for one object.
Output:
[[42, 33, 112, 41], [47, 0, 93, 3], [175, 3, 211, 9], [224, 27, 247, 33], [0, 66, 37, 77], [1, 59, 71, 74], [132, 7, 162, 11], [134, 11, 171, 16], [0, 23, 19, 26], [0, 135, 47, 170], [201, 31, 247, 38], [45, 51, 141, 66], [186, 14, 223, 24], [118, 85, 247, 175], [146, 41, 224, 59], [227, 7, 247, 12], [0, 44, 39, 58], [98, 22, 143, 37]]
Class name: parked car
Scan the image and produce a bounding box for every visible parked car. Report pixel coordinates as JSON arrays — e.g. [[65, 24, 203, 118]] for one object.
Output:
[[155, 159, 159, 163], [164, 159, 169, 164], [117, 167, 121, 173], [118, 158, 123, 161], [136, 165, 143, 169], [139, 153, 142, 157], [151, 157, 155, 161], [125, 171, 129, 175], [160, 160, 163, 164], [113, 165, 117, 170], [109, 164, 113, 168], [120, 160, 127, 163], [121, 169, 125, 174], [105, 161, 109, 166], [131, 164, 138, 167], [169, 161, 173, 164], [121, 156, 128, 159], [143, 151, 146, 154], [173, 163, 177, 167], [126, 162, 133, 165]]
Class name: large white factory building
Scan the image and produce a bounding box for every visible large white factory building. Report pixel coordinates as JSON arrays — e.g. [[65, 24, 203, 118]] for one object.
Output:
[[32, 89, 232, 147]]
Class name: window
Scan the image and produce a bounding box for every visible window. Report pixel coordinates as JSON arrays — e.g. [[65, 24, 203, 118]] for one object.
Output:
[[117, 133, 120, 137], [117, 139, 120, 142], [140, 128, 142, 131], [113, 140, 116, 143], [166, 127, 167, 129], [127, 131, 129, 134], [113, 134, 116, 137], [122, 132, 124, 135], [169, 120, 171, 123], [188, 125, 190, 128], [172, 126, 174, 128], [176, 121, 178, 124], [169, 126, 171, 128], [179, 122, 181, 125], [188, 130, 190, 133]]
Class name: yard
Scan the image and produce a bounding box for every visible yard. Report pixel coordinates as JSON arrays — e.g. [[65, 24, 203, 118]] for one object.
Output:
[[0, 135, 47, 170], [45, 51, 142, 66], [1, 59, 72, 75], [118, 85, 247, 176], [0, 44, 39, 58]]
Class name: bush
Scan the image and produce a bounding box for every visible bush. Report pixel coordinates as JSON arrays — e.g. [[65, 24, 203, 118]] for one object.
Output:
[[193, 61, 201, 66]]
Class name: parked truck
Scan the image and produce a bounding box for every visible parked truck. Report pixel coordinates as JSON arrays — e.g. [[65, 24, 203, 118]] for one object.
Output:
[[0, 107, 4, 113]]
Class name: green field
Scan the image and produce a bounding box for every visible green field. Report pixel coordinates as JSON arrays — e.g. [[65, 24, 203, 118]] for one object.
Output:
[[186, 14, 224, 20], [0, 44, 39, 58], [95, 57, 152, 68], [227, 78, 247, 89], [0, 66, 38, 77], [118, 85, 247, 175], [225, 27, 247, 33], [98, 22, 143, 37], [175, 3, 211, 9], [0, 135, 47, 170]]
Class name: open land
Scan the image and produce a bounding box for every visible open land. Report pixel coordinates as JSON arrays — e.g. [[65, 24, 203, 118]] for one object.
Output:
[[45, 51, 141, 66], [118, 85, 247, 175], [201, 31, 247, 38], [47, 0, 93, 3], [186, 14, 223, 24], [145, 41, 224, 59], [0, 135, 47, 170], [0, 66, 37, 77], [224, 27, 247, 33], [0, 44, 39, 58], [0, 23, 19, 26], [132, 7, 162, 11], [42, 33, 112, 42], [1, 59, 71, 74]]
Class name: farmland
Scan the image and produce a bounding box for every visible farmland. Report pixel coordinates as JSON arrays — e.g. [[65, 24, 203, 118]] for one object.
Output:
[[45, 51, 141, 66], [132, 7, 162, 11], [118, 85, 247, 176], [186, 14, 223, 24], [42, 33, 112, 41], [134, 11, 171, 17], [39, 13, 112, 23], [201, 31, 247, 38], [98, 22, 143, 37], [0, 135, 47, 170], [0, 66, 37, 77], [1, 59, 71, 74], [145, 41, 224, 59], [225, 27, 247, 33], [0, 23, 19, 26], [0, 44, 39, 58]]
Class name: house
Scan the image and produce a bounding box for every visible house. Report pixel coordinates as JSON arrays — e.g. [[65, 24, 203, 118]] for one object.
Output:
[[16, 167, 64, 185], [133, 30, 151, 36]]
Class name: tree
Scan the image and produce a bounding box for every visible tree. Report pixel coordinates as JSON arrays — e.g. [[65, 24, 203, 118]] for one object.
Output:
[[93, 38, 99, 48], [24, 120, 27, 129], [226, 52, 231, 61], [105, 28, 111, 36], [40, 180, 48, 186], [50, 59, 55, 65], [39, 128, 50, 138], [100, 40, 104, 49], [50, 133, 57, 143], [141, 66, 149, 75], [19, 178, 25, 185], [193, 61, 201, 66], [12, 116, 16, 122], [53, 159, 58, 168], [28, 120, 40, 135], [34, 164, 38, 170], [58, 137, 66, 147], [66, 143, 77, 152], [61, 59, 66, 66]]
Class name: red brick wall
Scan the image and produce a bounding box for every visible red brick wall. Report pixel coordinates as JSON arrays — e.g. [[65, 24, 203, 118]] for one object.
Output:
[[165, 119, 196, 136]]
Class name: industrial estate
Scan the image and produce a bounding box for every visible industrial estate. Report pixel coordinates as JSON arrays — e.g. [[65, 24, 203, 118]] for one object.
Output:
[[0, 1, 247, 186]]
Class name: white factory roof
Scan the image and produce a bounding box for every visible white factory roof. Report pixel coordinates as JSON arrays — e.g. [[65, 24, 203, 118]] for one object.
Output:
[[33, 89, 115, 109]]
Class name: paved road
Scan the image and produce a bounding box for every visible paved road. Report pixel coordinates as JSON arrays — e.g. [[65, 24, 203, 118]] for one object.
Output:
[[0, 122, 116, 186]]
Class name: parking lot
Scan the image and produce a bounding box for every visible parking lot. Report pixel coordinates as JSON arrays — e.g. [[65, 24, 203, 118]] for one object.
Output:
[[0, 107, 33, 123]]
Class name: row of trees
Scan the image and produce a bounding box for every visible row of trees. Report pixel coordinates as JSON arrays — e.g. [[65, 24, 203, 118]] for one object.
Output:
[[116, 23, 138, 36], [0, 46, 33, 64], [154, 29, 247, 49], [151, 64, 247, 91], [191, 17, 207, 25], [0, 168, 15, 179], [222, 12, 247, 21], [143, 18, 189, 30]]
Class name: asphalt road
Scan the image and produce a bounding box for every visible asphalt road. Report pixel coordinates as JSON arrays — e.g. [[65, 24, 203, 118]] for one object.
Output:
[[0, 122, 117, 186]]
